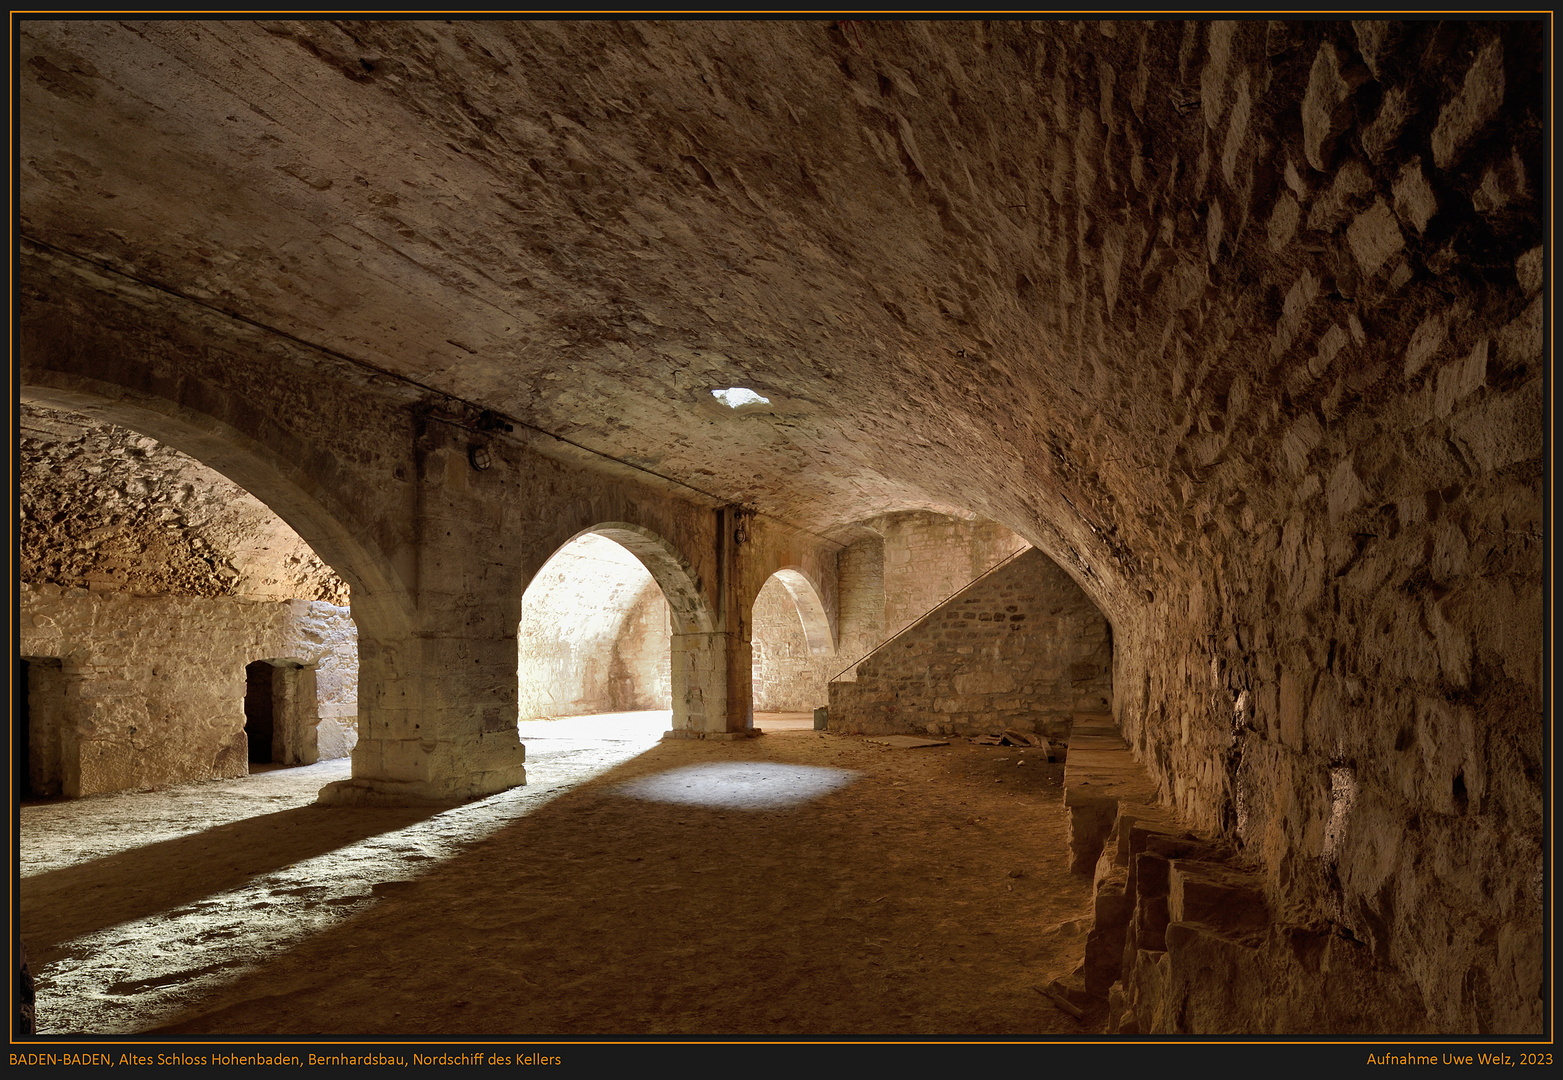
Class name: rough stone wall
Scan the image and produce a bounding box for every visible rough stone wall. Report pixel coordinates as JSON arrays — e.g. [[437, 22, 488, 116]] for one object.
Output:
[[609, 583, 673, 711], [311, 627, 359, 761], [518, 534, 672, 718], [833, 539, 887, 680], [1097, 22, 1545, 1034], [878, 512, 1030, 638], [19, 403, 348, 604], [750, 575, 831, 711], [832, 512, 1030, 683], [830, 548, 1111, 738], [17, 404, 360, 793], [18, 584, 358, 796]]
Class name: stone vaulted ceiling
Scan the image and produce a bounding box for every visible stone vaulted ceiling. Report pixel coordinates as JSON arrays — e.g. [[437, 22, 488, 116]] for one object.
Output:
[[19, 19, 1545, 617]]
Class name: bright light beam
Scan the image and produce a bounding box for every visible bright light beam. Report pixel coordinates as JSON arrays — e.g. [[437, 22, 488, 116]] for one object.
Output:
[[29, 713, 670, 1034]]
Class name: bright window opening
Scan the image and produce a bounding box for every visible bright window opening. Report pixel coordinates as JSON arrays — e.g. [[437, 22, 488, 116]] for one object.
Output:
[[711, 387, 769, 408]]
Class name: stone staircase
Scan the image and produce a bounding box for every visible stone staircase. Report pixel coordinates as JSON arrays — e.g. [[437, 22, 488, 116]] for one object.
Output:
[[824, 548, 1112, 740]]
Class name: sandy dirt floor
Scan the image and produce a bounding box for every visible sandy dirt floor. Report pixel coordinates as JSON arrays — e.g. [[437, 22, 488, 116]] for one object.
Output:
[[20, 712, 1099, 1037]]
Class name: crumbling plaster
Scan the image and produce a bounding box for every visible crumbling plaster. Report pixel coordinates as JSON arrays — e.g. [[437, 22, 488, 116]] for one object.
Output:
[[20, 403, 348, 603]]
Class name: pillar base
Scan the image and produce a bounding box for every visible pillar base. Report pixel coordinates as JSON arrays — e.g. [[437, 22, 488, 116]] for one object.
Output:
[[316, 765, 525, 807], [661, 729, 762, 741]]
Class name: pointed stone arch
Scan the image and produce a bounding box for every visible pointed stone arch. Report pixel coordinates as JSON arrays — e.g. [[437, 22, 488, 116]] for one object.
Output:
[[543, 522, 715, 636], [768, 568, 836, 657]]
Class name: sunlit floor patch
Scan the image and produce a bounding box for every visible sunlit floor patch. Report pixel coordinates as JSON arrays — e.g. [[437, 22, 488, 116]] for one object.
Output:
[[25, 711, 670, 1035], [20, 760, 353, 878], [614, 761, 860, 810]]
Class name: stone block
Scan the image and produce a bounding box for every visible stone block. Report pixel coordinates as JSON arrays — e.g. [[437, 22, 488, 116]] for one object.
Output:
[[1362, 86, 1410, 165], [1085, 862, 1131, 995], [1402, 311, 1450, 378], [1067, 792, 1119, 874], [1431, 39, 1505, 168], [1433, 341, 1487, 419], [1169, 860, 1269, 935], [1392, 157, 1437, 233], [1515, 245, 1543, 293], [1346, 199, 1403, 277], [1496, 297, 1541, 370], [1278, 670, 1306, 750], [1135, 851, 1172, 897], [1134, 894, 1171, 953], [1449, 377, 1543, 472], [1106, 982, 1132, 1033], [1302, 42, 1368, 171], [1306, 160, 1371, 232]]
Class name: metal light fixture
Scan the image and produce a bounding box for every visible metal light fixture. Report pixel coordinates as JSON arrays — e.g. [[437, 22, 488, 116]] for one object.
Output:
[[468, 444, 493, 471]]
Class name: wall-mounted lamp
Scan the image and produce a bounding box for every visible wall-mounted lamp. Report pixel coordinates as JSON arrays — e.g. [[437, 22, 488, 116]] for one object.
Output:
[[469, 444, 493, 471]]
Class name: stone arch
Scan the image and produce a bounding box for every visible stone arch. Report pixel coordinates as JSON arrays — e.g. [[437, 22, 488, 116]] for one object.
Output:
[[19, 376, 413, 640], [767, 568, 836, 657], [748, 565, 837, 716], [537, 522, 715, 636], [523, 522, 725, 735], [516, 532, 672, 718]]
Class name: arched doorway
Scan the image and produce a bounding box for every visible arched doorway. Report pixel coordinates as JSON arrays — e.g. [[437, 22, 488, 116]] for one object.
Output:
[[751, 568, 836, 731], [518, 532, 673, 722], [514, 525, 709, 785]]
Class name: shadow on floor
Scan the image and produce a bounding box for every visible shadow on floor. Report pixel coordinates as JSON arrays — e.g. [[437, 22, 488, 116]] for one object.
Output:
[[142, 731, 1092, 1037], [21, 803, 439, 959]]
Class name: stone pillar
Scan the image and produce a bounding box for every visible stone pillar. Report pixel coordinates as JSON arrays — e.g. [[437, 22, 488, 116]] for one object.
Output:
[[667, 631, 752, 737], [317, 625, 526, 805], [273, 664, 320, 767], [664, 506, 755, 740], [319, 433, 527, 805], [726, 630, 754, 732]]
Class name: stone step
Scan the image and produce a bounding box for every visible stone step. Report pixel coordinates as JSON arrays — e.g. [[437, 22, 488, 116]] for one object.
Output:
[[1077, 791, 1271, 1006], [1062, 722, 1159, 874], [1080, 802, 1184, 994], [1168, 861, 1269, 937]]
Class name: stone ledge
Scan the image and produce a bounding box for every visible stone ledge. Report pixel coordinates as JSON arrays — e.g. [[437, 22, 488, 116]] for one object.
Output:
[[315, 767, 526, 807], [1116, 917, 1435, 1035], [1073, 785, 1436, 1034], [1063, 717, 1161, 873]]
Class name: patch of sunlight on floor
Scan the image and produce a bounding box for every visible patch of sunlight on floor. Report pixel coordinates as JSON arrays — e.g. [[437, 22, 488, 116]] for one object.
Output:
[[20, 760, 354, 878], [614, 761, 860, 811]]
